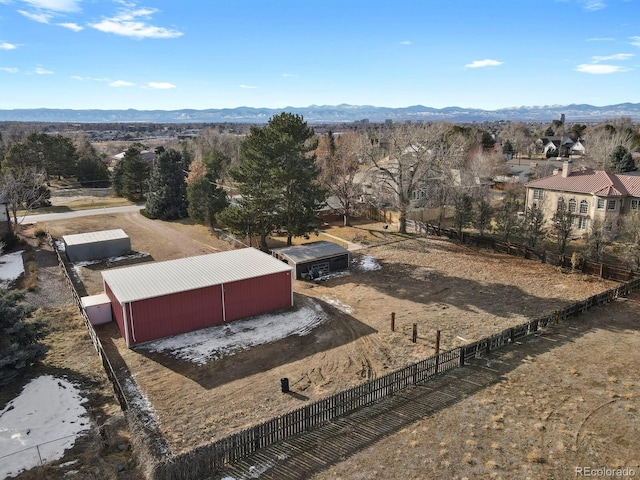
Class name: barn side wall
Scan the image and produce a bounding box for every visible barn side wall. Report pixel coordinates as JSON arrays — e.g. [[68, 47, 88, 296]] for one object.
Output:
[[106, 282, 128, 344], [128, 285, 224, 345], [222, 271, 292, 322]]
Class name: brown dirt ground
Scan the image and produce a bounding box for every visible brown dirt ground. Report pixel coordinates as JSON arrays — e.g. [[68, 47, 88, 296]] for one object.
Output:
[[40, 210, 623, 462], [305, 294, 640, 480]]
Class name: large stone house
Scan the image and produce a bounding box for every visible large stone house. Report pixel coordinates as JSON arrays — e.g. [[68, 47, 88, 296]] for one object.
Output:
[[525, 160, 640, 235]]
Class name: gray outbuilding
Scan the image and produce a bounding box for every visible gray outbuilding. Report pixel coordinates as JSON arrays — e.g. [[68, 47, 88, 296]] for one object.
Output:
[[63, 229, 131, 263], [271, 241, 350, 280]]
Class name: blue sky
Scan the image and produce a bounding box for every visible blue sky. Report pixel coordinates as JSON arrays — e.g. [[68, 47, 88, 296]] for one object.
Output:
[[1, 0, 639, 110]]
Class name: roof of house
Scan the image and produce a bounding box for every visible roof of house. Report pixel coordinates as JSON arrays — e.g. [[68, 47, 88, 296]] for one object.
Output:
[[271, 241, 349, 264], [63, 229, 129, 246], [102, 248, 293, 304], [526, 166, 640, 197]]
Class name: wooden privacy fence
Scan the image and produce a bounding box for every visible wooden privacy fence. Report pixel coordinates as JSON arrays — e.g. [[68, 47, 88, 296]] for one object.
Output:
[[45, 229, 129, 412], [408, 220, 635, 282], [152, 276, 640, 479]]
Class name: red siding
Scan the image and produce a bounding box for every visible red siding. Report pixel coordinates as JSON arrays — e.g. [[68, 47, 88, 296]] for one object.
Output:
[[106, 269, 292, 346], [105, 283, 128, 344], [128, 284, 223, 344], [224, 271, 292, 322]]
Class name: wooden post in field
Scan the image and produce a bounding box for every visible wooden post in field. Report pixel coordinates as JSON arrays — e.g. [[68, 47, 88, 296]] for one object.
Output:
[[599, 263, 604, 278], [391, 312, 395, 331], [412, 323, 417, 343], [510, 328, 515, 344], [554, 310, 559, 325]]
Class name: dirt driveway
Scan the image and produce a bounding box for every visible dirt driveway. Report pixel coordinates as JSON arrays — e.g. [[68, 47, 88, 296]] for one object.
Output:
[[40, 211, 620, 459]]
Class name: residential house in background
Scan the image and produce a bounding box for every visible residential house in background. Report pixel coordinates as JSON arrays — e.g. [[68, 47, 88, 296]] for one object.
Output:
[[535, 136, 575, 157], [525, 160, 640, 235]]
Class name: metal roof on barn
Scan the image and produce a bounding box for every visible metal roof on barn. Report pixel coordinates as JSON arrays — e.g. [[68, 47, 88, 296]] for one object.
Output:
[[102, 248, 293, 304], [63, 229, 129, 246], [271, 241, 349, 264]]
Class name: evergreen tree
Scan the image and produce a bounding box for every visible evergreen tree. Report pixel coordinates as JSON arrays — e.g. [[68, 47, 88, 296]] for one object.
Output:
[[494, 190, 520, 243], [452, 192, 473, 238], [553, 198, 573, 254], [523, 203, 545, 248], [609, 145, 636, 173], [219, 113, 325, 250], [474, 198, 492, 237], [146, 149, 188, 220], [76, 157, 110, 187], [0, 290, 49, 386], [187, 149, 229, 227], [119, 145, 150, 201]]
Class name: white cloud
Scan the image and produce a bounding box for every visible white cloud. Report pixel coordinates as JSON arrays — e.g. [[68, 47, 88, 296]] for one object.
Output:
[[0, 42, 17, 50], [18, 9, 52, 23], [592, 53, 634, 62], [147, 81, 176, 89], [58, 22, 83, 31], [0, 67, 19, 73], [72, 75, 110, 82], [239, 84, 257, 89], [575, 63, 629, 74], [109, 80, 135, 87], [631, 36, 640, 47], [282, 73, 298, 78], [582, 0, 607, 11], [586, 37, 614, 42], [22, 0, 81, 12], [399, 40, 412, 45], [465, 59, 503, 68], [35, 66, 54, 74], [89, 7, 183, 39]]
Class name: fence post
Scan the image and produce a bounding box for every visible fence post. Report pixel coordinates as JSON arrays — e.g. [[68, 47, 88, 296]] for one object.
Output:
[[412, 323, 417, 343], [391, 312, 395, 332], [554, 310, 559, 325], [599, 263, 604, 278], [435, 330, 441, 354], [459, 347, 465, 367], [510, 328, 515, 344]]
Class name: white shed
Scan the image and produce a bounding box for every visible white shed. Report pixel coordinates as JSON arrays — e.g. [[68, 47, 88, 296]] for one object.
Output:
[[63, 229, 131, 263]]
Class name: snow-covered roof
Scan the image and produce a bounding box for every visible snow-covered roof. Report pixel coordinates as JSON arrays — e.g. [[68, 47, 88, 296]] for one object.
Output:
[[102, 248, 293, 304], [63, 229, 129, 246], [271, 241, 349, 264]]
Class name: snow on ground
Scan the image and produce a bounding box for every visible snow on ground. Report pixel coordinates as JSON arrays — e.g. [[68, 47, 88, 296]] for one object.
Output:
[[320, 295, 353, 314], [0, 375, 90, 478], [139, 303, 328, 365], [352, 254, 381, 272], [0, 250, 25, 289]]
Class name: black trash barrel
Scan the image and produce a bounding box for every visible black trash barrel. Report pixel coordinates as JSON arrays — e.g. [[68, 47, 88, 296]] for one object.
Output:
[[280, 377, 289, 393]]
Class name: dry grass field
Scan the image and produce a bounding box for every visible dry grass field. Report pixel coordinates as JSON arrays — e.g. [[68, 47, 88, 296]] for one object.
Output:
[[38, 207, 627, 469]]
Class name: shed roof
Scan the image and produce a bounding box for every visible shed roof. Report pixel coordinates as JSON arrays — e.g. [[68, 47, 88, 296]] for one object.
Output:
[[63, 229, 129, 246], [271, 241, 349, 264], [102, 248, 292, 304]]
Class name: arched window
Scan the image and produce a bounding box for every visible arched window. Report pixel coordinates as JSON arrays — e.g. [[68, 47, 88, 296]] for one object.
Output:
[[557, 197, 565, 211], [568, 198, 577, 213], [579, 200, 588, 214]]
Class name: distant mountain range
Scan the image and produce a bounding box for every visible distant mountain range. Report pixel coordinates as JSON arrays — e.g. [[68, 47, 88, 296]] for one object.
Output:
[[1, 103, 640, 123]]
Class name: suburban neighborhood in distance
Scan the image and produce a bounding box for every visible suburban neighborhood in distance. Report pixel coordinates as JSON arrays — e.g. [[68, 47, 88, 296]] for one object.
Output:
[[2, 0, 640, 479]]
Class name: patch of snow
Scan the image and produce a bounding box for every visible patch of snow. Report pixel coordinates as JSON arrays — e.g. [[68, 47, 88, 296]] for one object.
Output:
[[320, 295, 353, 314], [353, 255, 381, 272], [0, 375, 90, 478], [0, 250, 25, 289], [139, 304, 328, 365], [73, 251, 150, 268]]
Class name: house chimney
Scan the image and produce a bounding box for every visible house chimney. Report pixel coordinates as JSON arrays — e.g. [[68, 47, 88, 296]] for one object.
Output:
[[562, 159, 573, 178]]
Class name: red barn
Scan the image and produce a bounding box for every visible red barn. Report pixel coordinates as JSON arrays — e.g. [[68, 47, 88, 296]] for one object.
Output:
[[101, 248, 293, 347]]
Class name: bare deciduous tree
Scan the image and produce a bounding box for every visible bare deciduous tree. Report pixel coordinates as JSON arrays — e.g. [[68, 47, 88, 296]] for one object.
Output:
[[1, 168, 49, 229], [584, 120, 636, 170], [317, 131, 362, 227]]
